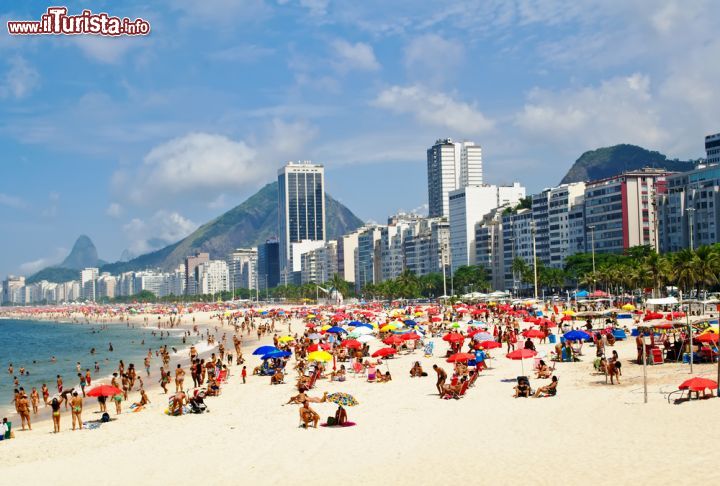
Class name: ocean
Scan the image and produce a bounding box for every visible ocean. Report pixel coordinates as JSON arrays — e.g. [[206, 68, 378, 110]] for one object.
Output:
[[0, 318, 193, 415]]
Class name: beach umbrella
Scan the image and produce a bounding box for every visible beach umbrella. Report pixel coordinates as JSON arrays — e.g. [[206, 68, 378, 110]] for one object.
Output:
[[622, 304, 636, 311], [278, 335, 295, 344], [383, 335, 405, 346], [371, 347, 397, 358], [341, 339, 362, 350], [351, 322, 373, 329], [326, 326, 347, 334], [404, 319, 417, 327], [351, 326, 373, 336], [253, 345, 279, 356], [695, 333, 719, 343], [86, 384, 123, 397], [564, 330, 590, 341], [471, 332, 494, 342], [479, 340, 502, 350], [562, 310, 576, 316], [307, 333, 321, 340], [262, 350, 291, 360], [443, 332, 465, 343], [679, 377, 718, 392], [506, 348, 537, 375], [348, 320, 364, 327], [522, 329, 545, 339], [307, 343, 330, 352], [402, 333, 421, 341], [308, 351, 333, 362], [356, 334, 376, 344], [447, 353, 475, 363], [326, 392, 359, 407]]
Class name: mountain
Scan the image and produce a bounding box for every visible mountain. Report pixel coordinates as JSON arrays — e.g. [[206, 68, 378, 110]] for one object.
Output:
[[101, 182, 365, 274], [26, 235, 106, 283], [60, 235, 105, 270], [560, 144, 696, 184]]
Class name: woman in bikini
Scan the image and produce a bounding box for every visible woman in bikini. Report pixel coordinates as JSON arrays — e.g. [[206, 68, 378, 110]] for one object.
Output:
[[51, 396, 63, 433]]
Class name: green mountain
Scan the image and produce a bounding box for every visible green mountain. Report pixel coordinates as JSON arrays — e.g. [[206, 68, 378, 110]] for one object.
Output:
[[60, 235, 105, 270], [26, 267, 79, 284], [560, 144, 696, 184], [101, 181, 365, 274]]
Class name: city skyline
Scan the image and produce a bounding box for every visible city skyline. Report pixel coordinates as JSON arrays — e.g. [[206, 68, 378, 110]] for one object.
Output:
[[1, 0, 719, 278]]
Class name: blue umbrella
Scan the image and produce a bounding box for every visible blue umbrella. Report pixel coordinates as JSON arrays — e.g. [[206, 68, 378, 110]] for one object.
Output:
[[307, 333, 321, 340], [404, 319, 417, 326], [575, 290, 589, 297], [352, 322, 373, 329], [253, 345, 279, 356], [564, 330, 590, 341], [262, 350, 291, 360], [326, 326, 347, 334]]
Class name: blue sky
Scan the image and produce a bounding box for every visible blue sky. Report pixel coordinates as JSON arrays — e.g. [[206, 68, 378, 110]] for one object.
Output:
[[1, 0, 718, 276]]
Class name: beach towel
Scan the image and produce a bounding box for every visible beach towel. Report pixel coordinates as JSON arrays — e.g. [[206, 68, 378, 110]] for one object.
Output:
[[320, 422, 356, 428], [424, 341, 434, 357]]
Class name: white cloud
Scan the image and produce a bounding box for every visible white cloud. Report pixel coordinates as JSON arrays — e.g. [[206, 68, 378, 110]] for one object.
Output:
[[207, 194, 228, 210], [19, 247, 68, 274], [299, 0, 330, 16], [515, 73, 666, 151], [0, 193, 26, 209], [122, 210, 197, 255], [331, 40, 379, 72], [106, 203, 123, 218], [71, 36, 146, 64], [403, 34, 463, 84], [0, 56, 39, 99], [373, 85, 495, 136]]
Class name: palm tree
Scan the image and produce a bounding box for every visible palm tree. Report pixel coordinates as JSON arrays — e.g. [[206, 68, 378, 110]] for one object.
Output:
[[642, 252, 671, 297], [692, 245, 720, 295], [670, 249, 700, 295]]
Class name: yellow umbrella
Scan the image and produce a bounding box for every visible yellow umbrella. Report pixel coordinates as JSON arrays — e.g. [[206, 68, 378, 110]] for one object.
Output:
[[307, 351, 332, 362], [562, 310, 575, 316], [622, 304, 635, 311], [278, 335, 295, 343], [320, 324, 331, 331], [307, 314, 316, 319]]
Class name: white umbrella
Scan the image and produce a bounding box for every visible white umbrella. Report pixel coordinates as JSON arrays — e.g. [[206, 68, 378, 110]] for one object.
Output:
[[356, 334, 376, 343]]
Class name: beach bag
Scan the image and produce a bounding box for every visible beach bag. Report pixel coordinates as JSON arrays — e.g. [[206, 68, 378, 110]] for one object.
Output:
[[101, 412, 110, 423], [327, 416, 337, 426]]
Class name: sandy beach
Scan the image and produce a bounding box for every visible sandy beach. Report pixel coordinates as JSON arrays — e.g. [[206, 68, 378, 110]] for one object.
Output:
[[1, 306, 719, 485]]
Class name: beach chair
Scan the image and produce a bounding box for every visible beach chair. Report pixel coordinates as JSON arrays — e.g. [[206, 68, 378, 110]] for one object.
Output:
[[442, 380, 470, 399]]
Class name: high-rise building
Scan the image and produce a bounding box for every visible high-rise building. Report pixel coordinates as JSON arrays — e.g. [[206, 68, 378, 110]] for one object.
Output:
[[96, 273, 117, 299], [474, 207, 506, 290], [427, 138, 483, 218], [448, 183, 525, 270], [403, 218, 450, 278], [196, 260, 229, 296], [257, 238, 280, 290], [501, 208, 534, 292], [706, 132, 720, 165], [354, 226, 383, 292], [278, 161, 326, 284], [185, 252, 209, 295], [658, 164, 720, 252], [2, 275, 25, 304], [80, 267, 99, 301], [301, 241, 338, 285], [584, 169, 667, 253], [337, 230, 362, 284], [228, 248, 258, 291], [547, 183, 586, 268]]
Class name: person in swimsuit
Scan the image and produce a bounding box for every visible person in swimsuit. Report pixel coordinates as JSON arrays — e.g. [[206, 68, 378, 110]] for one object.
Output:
[[175, 364, 185, 392], [299, 401, 320, 429], [41, 384, 49, 406], [70, 392, 83, 430], [51, 397, 63, 433], [30, 388, 39, 414], [17, 393, 31, 430], [57, 374, 63, 393], [433, 364, 447, 397], [159, 367, 169, 394], [113, 392, 123, 415]]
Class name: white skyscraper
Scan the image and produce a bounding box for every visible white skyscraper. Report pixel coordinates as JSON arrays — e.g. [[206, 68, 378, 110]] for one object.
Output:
[[427, 138, 483, 218], [278, 161, 326, 284]]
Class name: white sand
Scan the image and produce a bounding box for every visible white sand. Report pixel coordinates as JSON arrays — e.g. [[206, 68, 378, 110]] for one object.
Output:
[[2, 312, 720, 485]]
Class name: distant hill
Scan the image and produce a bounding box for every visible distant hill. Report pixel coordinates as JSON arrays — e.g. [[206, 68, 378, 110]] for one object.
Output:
[[560, 144, 696, 184], [60, 235, 105, 270], [101, 181, 365, 274], [27, 235, 105, 283], [26, 267, 79, 284]]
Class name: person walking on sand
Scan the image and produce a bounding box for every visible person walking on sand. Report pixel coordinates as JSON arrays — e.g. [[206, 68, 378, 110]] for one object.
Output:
[[70, 392, 83, 430], [17, 392, 31, 430], [175, 364, 185, 392], [30, 387, 39, 414], [50, 396, 63, 433], [41, 384, 49, 406], [433, 364, 447, 397], [242, 366, 247, 384], [159, 367, 169, 393]]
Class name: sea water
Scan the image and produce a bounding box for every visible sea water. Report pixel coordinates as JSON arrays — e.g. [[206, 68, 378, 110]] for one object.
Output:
[[0, 319, 192, 415]]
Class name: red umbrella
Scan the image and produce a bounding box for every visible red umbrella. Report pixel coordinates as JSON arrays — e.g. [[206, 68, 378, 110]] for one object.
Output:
[[506, 348, 537, 374], [695, 333, 719, 343], [383, 335, 405, 346], [86, 384, 123, 397], [371, 347, 397, 358], [522, 329, 545, 339], [341, 339, 362, 349], [447, 353, 475, 363], [430, 316, 442, 322], [479, 341, 502, 350], [652, 322, 675, 330], [679, 377, 718, 392], [443, 332, 465, 343], [307, 343, 330, 352], [402, 333, 421, 341]]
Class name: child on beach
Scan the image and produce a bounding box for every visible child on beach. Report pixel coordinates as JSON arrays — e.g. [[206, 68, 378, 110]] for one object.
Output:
[[242, 366, 247, 384]]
